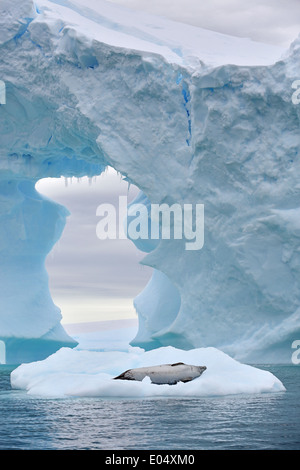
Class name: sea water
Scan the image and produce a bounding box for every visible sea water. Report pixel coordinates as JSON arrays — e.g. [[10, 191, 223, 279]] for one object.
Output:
[[0, 365, 299, 450]]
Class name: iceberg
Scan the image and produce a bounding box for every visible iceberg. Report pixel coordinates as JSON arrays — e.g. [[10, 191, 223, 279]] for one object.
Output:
[[10, 344, 285, 398], [0, 0, 300, 363]]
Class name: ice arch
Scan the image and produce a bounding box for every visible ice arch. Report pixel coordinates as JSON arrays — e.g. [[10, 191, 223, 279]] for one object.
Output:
[[0, 0, 300, 363]]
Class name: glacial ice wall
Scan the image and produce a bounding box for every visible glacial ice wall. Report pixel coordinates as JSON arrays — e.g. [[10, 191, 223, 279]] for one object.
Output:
[[0, 0, 300, 363]]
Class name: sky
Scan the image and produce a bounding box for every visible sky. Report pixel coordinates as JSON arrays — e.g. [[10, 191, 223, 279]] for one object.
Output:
[[37, 170, 152, 324], [107, 0, 300, 47], [37, 0, 300, 326]]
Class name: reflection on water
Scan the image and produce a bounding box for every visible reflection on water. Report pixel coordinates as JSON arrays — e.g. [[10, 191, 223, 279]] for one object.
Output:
[[0, 365, 299, 450]]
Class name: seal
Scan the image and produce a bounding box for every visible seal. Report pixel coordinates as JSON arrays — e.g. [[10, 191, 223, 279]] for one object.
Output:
[[113, 362, 207, 385]]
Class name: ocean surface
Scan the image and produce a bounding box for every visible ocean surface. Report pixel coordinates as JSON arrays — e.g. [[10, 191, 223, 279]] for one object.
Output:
[[0, 364, 299, 450]]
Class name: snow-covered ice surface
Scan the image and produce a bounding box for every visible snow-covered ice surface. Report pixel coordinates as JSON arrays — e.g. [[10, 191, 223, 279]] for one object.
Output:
[[0, 0, 300, 363], [29, 0, 285, 67], [10, 322, 285, 398]]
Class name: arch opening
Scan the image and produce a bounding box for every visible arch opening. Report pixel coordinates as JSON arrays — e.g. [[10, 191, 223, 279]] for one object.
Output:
[[36, 168, 154, 332], [35, 166, 183, 351]]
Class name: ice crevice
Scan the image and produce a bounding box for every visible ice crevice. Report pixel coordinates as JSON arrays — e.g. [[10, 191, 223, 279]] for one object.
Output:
[[0, 0, 300, 365]]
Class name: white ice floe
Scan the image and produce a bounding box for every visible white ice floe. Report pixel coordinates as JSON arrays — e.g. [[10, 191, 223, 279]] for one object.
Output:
[[11, 344, 285, 398]]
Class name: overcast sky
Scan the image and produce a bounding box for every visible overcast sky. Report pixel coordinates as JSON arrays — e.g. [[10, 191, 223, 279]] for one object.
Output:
[[38, 0, 300, 326], [107, 0, 300, 47], [37, 171, 152, 324]]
